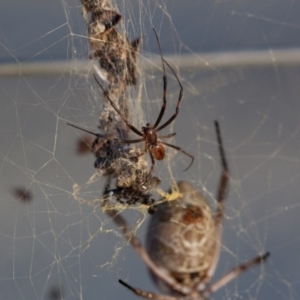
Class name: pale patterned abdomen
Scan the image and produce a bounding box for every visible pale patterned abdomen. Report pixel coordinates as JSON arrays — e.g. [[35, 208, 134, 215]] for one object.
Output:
[[146, 181, 216, 293]]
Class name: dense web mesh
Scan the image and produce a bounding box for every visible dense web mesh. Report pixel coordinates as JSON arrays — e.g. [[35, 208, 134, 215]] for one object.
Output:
[[0, 0, 300, 299]]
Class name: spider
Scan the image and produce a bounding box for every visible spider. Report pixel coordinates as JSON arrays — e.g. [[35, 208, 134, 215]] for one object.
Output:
[[93, 28, 194, 184], [107, 121, 270, 299]]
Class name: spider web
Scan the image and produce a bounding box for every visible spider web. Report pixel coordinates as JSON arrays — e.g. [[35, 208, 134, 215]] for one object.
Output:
[[0, 0, 300, 299]]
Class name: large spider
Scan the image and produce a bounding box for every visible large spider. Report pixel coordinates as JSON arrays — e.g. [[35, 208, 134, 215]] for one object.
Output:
[[93, 29, 194, 183], [105, 121, 270, 299]]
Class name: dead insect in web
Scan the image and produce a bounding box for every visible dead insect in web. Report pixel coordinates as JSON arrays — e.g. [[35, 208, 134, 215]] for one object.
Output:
[[76, 134, 94, 155], [104, 176, 161, 206], [87, 9, 140, 89], [91, 28, 141, 89], [117, 121, 270, 299], [81, 0, 140, 90], [89, 10, 121, 35], [12, 187, 33, 203], [80, 0, 113, 20], [93, 29, 194, 184], [68, 123, 158, 204], [104, 186, 154, 206]]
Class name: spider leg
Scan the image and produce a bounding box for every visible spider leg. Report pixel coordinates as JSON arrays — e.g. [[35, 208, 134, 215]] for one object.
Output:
[[203, 121, 230, 285], [214, 120, 229, 222], [160, 141, 194, 171], [118, 279, 176, 300], [152, 29, 167, 129], [141, 150, 156, 185], [209, 252, 270, 294], [67, 123, 104, 138], [155, 59, 183, 132], [93, 74, 143, 137], [114, 138, 144, 144], [157, 133, 176, 139]]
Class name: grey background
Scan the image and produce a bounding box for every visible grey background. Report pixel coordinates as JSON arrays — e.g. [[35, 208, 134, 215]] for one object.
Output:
[[0, 1, 300, 300]]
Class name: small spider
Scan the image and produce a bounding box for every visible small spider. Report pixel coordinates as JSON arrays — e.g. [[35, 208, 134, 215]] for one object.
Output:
[[93, 29, 194, 183], [110, 121, 269, 299]]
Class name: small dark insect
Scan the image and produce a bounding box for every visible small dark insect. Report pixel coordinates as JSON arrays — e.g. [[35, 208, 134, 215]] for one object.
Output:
[[104, 176, 161, 206], [104, 186, 154, 206], [114, 121, 270, 299], [48, 285, 64, 300], [13, 187, 32, 203], [93, 29, 194, 183], [76, 134, 93, 155]]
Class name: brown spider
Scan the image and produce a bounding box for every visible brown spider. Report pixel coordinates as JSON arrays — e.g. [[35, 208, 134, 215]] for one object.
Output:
[[106, 121, 270, 299], [93, 29, 194, 183]]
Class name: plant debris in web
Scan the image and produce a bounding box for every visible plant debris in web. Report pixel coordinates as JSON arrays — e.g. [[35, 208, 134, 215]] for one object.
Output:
[[71, 0, 160, 206]]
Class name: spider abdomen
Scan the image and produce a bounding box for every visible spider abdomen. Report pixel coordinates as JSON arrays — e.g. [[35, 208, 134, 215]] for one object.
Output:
[[150, 143, 165, 160], [146, 181, 216, 292]]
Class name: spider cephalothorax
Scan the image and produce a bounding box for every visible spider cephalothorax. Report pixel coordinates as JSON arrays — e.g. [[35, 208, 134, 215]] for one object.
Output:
[[142, 123, 165, 160]]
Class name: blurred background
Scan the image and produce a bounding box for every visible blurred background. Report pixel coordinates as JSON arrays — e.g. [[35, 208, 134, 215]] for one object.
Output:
[[1, 1, 300, 299]]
